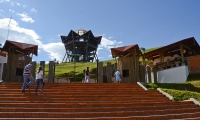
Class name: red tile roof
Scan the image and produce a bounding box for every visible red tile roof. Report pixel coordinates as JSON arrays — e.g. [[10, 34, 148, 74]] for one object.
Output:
[[111, 44, 142, 58]]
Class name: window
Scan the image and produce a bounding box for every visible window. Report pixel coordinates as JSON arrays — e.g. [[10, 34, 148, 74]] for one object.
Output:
[[16, 68, 23, 76], [123, 70, 129, 77], [79, 38, 84, 42]]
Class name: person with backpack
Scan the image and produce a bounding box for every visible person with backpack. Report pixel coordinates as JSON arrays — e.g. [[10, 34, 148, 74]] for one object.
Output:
[[35, 66, 45, 95]]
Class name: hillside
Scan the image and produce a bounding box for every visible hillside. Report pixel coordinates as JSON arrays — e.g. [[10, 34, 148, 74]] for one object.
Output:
[[41, 47, 160, 78]]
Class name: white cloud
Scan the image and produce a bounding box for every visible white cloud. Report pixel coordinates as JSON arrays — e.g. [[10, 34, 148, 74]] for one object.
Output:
[[97, 47, 103, 50], [9, 1, 22, 7], [108, 36, 113, 39], [0, 18, 65, 62], [42, 42, 65, 62], [99, 37, 115, 50], [17, 12, 34, 23], [16, 2, 20, 6], [0, 18, 41, 45], [9, 9, 15, 13], [31, 8, 37, 14], [0, 0, 10, 3], [99, 37, 123, 50], [94, 36, 123, 60]]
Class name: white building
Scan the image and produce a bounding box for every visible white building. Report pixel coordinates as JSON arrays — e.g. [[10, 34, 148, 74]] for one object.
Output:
[[0, 49, 8, 80]]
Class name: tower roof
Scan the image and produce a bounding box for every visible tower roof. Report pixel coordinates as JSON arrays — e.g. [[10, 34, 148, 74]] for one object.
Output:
[[75, 29, 87, 35]]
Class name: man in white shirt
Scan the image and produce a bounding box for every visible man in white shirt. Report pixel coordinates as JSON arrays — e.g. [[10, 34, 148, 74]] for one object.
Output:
[[114, 69, 121, 83]]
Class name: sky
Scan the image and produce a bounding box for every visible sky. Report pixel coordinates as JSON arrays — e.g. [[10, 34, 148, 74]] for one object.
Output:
[[0, 0, 200, 63]]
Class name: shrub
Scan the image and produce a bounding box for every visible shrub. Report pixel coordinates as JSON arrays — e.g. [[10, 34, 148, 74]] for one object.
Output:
[[161, 88, 200, 102], [147, 83, 200, 92], [90, 74, 96, 79], [90, 68, 97, 74]]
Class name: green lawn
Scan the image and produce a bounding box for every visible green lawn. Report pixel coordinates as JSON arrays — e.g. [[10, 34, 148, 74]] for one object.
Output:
[[40, 47, 159, 78]]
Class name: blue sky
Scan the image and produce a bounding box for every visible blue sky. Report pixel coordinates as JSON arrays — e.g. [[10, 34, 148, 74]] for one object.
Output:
[[0, 0, 200, 63]]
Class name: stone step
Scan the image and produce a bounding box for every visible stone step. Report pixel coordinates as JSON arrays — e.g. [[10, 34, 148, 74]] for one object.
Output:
[[0, 111, 200, 118], [0, 101, 196, 107], [0, 105, 199, 112], [0, 97, 168, 101], [0, 83, 199, 119]]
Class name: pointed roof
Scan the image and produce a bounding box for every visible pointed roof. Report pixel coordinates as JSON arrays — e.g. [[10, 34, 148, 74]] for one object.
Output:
[[111, 44, 142, 58], [2, 40, 38, 56], [61, 30, 102, 44]]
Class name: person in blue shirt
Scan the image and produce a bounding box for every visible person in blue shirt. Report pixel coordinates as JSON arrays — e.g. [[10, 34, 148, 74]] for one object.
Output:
[[114, 69, 121, 83], [21, 62, 34, 92]]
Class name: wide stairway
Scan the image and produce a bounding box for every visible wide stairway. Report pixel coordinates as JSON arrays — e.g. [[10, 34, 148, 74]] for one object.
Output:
[[0, 82, 200, 120]]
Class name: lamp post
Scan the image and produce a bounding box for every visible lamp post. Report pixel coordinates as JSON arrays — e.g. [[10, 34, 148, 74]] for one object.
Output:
[[96, 58, 99, 83], [53, 58, 56, 83], [72, 54, 79, 82], [140, 47, 147, 83], [74, 58, 76, 82]]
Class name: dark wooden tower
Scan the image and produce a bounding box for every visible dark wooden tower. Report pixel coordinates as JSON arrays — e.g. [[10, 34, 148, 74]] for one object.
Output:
[[61, 29, 102, 62]]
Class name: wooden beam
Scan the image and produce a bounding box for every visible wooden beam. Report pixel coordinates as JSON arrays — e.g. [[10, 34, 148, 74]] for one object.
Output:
[[159, 52, 163, 68], [180, 44, 184, 63], [182, 44, 198, 55]]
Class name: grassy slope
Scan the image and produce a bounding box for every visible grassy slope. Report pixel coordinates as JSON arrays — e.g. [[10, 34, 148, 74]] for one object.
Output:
[[45, 47, 160, 78]]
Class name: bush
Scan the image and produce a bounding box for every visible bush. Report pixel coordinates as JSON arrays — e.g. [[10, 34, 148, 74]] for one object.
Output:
[[90, 74, 96, 79], [56, 72, 70, 77], [161, 88, 200, 102], [69, 77, 83, 82], [76, 72, 84, 77], [147, 83, 200, 92], [90, 68, 97, 74]]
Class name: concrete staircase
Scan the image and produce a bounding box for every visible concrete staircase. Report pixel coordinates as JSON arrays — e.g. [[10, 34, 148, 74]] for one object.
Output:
[[0, 82, 200, 120]]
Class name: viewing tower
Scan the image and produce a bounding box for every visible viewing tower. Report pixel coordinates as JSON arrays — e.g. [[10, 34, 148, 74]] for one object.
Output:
[[61, 29, 102, 62]]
